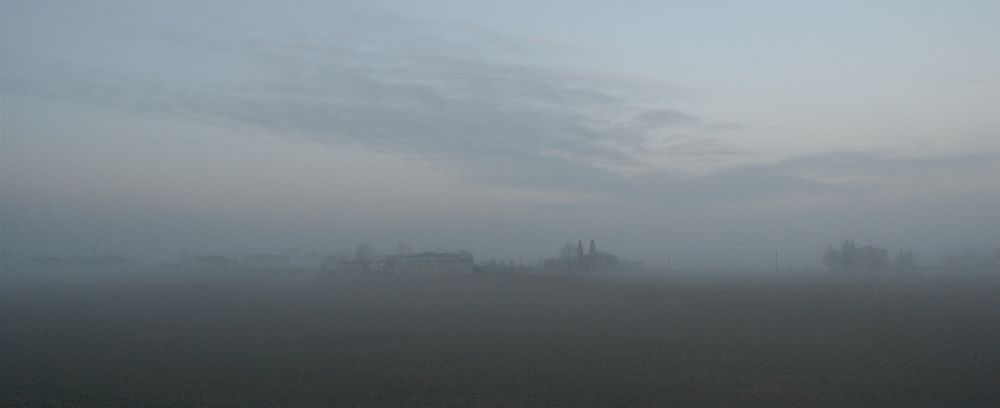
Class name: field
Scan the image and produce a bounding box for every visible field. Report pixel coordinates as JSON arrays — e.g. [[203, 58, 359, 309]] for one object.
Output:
[[3, 271, 1000, 406]]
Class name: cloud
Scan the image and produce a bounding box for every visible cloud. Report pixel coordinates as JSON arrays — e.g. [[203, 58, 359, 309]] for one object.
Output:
[[600, 150, 998, 206], [16, 60, 988, 207], [773, 150, 996, 175], [5, 6, 824, 207], [632, 108, 703, 129]]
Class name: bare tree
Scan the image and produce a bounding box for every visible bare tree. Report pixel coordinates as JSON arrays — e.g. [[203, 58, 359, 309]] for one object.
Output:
[[354, 243, 374, 262], [394, 242, 413, 256], [559, 244, 576, 261]]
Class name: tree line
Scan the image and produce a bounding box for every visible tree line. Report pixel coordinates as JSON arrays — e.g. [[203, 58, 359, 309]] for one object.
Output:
[[823, 240, 915, 272]]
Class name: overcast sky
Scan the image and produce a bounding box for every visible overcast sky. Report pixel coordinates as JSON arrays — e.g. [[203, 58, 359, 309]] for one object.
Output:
[[2, 0, 999, 268]]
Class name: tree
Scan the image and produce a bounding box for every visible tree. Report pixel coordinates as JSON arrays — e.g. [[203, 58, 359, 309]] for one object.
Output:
[[559, 244, 577, 261], [855, 245, 889, 270], [893, 249, 916, 270], [320, 252, 348, 271], [354, 243, 373, 262], [546, 240, 620, 273], [841, 240, 856, 270], [823, 245, 840, 269], [394, 242, 413, 256], [824, 240, 889, 272]]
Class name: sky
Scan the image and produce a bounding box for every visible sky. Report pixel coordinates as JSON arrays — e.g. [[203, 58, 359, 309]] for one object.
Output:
[[2, 0, 999, 268]]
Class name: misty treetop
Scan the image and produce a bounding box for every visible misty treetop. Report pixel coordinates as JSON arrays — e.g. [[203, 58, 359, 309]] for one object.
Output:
[[543, 240, 623, 273], [823, 240, 921, 272]]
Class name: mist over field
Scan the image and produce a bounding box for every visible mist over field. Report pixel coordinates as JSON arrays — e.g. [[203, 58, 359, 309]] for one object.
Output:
[[4, 264, 1000, 406], [3, 0, 1000, 406]]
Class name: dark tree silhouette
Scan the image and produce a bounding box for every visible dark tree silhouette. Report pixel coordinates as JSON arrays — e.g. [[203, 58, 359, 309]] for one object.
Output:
[[824, 240, 889, 272]]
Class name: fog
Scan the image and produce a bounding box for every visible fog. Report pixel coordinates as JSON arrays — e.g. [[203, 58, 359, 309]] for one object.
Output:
[[3, 0, 1000, 405], [4, 1, 999, 267], [4, 262, 1000, 406]]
